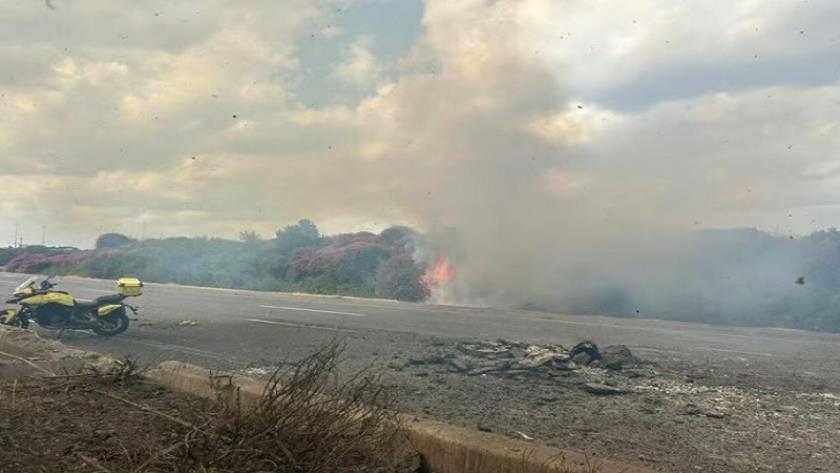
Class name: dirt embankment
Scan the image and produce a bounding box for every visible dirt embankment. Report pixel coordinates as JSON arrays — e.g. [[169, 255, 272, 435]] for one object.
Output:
[[0, 329, 417, 473]]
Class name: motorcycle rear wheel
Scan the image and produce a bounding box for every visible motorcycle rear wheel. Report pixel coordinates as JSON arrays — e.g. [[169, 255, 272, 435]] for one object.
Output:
[[92, 309, 129, 336]]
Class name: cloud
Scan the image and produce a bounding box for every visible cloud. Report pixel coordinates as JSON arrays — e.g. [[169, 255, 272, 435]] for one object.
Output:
[[0, 0, 838, 275], [332, 36, 385, 88], [525, 0, 840, 108]]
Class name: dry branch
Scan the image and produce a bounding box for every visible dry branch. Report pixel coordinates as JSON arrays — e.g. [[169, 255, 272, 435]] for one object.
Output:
[[0, 350, 55, 375]]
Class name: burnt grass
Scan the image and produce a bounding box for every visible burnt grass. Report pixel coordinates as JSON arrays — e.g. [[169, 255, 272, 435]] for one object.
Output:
[[0, 350, 416, 473]]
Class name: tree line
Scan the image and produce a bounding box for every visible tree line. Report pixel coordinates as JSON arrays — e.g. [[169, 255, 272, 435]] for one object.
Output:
[[3, 220, 428, 301]]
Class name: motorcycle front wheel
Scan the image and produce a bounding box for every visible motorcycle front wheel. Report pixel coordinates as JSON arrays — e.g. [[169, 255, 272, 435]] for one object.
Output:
[[4, 317, 29, 329], [1, 310, 29, 329], [92, 309, 129, 336]]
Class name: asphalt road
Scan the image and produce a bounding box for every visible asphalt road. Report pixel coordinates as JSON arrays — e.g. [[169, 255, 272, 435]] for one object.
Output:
[[5, 272, 840, 472], [2, 272, 839, 364]]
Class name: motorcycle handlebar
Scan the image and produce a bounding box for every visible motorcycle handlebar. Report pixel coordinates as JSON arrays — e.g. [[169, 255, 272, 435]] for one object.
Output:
[[40, 277, 56, 290]]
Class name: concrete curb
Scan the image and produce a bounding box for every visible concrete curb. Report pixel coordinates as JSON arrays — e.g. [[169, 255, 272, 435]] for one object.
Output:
[[0, 326, 114, 379]]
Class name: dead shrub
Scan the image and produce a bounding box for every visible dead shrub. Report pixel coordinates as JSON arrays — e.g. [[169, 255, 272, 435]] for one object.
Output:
[[170, 340, 413, 472], [0, 343, 416, 473]]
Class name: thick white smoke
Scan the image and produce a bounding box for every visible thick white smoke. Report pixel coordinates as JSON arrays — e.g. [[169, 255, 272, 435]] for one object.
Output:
[[365, 0, 837, 317]]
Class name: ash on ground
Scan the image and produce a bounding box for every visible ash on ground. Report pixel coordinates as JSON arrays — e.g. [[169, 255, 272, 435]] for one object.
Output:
[[393, 339, 651, 395]]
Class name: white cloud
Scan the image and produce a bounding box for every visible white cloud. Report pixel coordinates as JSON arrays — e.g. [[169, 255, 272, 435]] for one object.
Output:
[[526, 0, 840, 107], [332, 36, 385, 88]]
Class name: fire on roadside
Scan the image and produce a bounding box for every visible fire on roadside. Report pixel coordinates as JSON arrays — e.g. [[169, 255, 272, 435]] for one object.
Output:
[[421, 254, 455, 291]]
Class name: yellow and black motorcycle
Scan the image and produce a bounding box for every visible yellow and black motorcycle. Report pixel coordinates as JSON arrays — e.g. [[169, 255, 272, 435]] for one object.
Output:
[[1, 276, 143, 337]]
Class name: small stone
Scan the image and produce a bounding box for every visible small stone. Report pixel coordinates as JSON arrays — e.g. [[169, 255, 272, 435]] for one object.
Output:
[[571, 352, 592, 366], [582, 383, 627, 395], [600, 345, 641, 370], [447, 357, 470, 372], [508, 347, 526, 359], [683, 404, 703, 416], [553, 360, 577, 371], [624, 368, 653, 378], [527, 352, 556, 367], [477, 422, 492, 432]]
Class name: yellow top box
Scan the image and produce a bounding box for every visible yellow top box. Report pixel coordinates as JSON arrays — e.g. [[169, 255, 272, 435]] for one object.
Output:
[[116, 277, 143, 296]]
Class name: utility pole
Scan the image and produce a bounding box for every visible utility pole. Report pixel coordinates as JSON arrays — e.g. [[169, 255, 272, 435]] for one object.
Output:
[[13, 223, 18, 248], [42, 225, 46, 245]]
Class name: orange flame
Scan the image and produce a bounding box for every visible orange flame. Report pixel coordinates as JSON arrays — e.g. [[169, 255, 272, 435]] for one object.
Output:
[[422, 255, 455, 289]]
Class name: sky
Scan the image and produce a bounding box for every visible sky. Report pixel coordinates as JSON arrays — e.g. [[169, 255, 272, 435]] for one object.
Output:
[[1, 0, 839, 249]]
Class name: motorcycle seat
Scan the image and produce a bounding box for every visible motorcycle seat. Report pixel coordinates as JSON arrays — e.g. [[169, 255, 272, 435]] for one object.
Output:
[[74, 294, 123, 310], [74, 299, 98, 310], [94, 294, 124, 305]]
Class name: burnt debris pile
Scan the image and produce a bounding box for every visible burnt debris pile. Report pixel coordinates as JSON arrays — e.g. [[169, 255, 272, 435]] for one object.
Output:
[[406, 339, 643, 379]]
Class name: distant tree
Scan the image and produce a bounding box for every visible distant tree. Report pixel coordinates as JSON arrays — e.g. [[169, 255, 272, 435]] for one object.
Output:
[[239, 230, 261, 243], [378, 226, 416, 247], [95, 233, 135, 249], [375, 254, 428, 302], [275, 219, 320, 253]]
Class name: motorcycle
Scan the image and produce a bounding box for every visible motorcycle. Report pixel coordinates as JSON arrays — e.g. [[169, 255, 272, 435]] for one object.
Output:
[[1, 275, 143, 337]]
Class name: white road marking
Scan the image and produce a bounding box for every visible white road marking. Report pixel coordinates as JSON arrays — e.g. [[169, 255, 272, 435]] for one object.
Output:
[[697, 347, 773, 357], [247, 318, 362, 333], [258, 305, 366, 317], [80, 288, 113, 293]]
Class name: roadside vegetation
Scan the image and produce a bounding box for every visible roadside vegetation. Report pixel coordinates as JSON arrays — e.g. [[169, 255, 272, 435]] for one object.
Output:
[[4, 223, 840, 332], [2, 220, 429, 301]]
